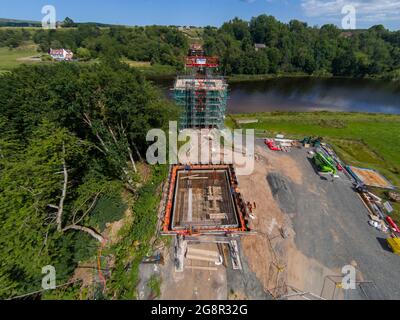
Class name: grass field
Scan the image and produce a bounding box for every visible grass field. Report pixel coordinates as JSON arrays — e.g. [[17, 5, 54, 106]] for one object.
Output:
[[0, 44, 41, 72], [127, 62, 177, 78], [122, 60, 152, 68], [229, 111, 400, 222]]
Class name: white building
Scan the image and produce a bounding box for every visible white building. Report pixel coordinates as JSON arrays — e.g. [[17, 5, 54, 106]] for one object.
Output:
[[49, 48, 74, 61]]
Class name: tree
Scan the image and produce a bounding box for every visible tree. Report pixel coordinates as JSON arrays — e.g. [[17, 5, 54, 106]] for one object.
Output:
[[266, 47, 281, 73], [63, 17, 75, 28], [76, 47, 91, 60], [0, 62, 177, 298], [221, 17, 250, 41]]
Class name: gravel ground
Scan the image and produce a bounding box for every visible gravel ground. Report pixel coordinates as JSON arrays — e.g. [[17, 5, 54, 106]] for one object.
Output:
[[267, 145, 400, 299]]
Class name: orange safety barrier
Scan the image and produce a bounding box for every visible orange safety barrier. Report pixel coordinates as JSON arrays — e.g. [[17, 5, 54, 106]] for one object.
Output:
[[185, 56, 219, 68], [162, 165, 248, 234]]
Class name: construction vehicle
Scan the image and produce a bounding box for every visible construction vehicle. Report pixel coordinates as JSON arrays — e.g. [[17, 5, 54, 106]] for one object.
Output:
[[265, 139, 281, 151], [387, 237, 400, 255], [313, 149, 337, 175], [302, 136, 323, 148]]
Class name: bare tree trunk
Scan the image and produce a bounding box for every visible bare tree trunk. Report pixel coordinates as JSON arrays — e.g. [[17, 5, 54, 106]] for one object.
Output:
[[131, 140, 143, 162], [57, 143, 68, 232], [108, 126, 118, 145], [124, 183, 136, 194], [63, 225, 105, 243], [53, 143, 105, 244], [73, 192, 100, 225], [127, 147, 137, 173], [83, 113, 109, 152], [95, 134, 109, 152]]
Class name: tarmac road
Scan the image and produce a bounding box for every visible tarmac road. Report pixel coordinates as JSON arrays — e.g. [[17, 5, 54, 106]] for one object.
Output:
[[266, 145, 400, 300]]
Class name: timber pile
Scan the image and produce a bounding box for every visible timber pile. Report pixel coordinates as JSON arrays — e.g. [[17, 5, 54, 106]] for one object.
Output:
[[186, 247, 222, 264]]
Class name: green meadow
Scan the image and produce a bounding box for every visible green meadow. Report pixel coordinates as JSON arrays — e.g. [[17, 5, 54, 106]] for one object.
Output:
[[0, 45, 42, 72]]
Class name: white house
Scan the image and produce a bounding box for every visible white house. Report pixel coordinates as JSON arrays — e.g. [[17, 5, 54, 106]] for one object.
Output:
[[254, 43, 267, 52], [49, 48, 74, 61]]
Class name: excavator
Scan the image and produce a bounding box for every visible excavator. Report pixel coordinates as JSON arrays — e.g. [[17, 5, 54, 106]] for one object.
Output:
[[302, 136, 323, 148], [313, 149, 337, 175]]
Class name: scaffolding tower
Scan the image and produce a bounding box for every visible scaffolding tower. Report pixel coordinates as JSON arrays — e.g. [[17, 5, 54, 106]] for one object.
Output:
[[174, 46, 228, 130]]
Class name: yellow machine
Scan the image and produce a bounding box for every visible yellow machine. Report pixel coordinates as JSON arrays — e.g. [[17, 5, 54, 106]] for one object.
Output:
[[387, 237, 400, 255]]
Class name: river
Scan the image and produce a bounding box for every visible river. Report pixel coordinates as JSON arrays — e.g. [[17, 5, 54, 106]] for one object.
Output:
[[155, 77, 400, 115]]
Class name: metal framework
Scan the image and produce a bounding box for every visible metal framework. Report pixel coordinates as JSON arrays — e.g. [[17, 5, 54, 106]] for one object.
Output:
[[174, 45, 227, 130], [185, 56, 220, 68], [162, 164, 248, 236], [174, 75, 228, 130]]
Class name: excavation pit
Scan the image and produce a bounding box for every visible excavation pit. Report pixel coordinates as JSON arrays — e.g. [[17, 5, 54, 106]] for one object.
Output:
[[162, 165, 247, 235]]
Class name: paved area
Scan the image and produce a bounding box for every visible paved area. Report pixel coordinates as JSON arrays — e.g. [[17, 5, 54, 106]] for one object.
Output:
[[159, 244, 228, 300], [266, 144, 400, 299], [226, 240, 272, 300], [149, 138, 400, 300]]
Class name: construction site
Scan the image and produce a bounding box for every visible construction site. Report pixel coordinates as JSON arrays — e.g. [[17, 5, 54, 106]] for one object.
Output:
[[154, 46, 249, 284], [163, 165, 247, 234], [173, 45, 227, 130], [137, 45, 400, 301]]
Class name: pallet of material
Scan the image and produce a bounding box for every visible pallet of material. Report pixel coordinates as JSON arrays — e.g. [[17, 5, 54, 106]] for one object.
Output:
[[186, 247, 222, 264], [347, 166, 394, 189], [185, 265, 218, 271]]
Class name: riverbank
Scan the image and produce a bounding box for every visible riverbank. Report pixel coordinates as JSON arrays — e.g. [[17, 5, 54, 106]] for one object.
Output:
[[227, 73, 400, 83], [129, 65, 400, 84], [228, 111, 400, 222], [227, 72, 317, 83]]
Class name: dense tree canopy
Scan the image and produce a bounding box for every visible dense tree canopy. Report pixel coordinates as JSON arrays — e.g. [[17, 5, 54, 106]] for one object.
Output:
[[2, 15, 400, 78], [0, 61, 178, 298], [203, 16, 400, 78]]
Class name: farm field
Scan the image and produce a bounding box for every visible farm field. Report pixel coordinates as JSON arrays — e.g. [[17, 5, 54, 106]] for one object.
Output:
[[0, 45, 103, 75], [0, 44, 42, 72]]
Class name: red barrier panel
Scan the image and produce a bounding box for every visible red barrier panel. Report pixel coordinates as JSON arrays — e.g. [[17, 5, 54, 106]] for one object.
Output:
[[386, 216, 400, 233]]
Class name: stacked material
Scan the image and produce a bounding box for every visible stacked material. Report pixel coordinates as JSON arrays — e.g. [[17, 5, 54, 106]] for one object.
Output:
[[186, 247, 223, 265], [347, 166, 394, 189]]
